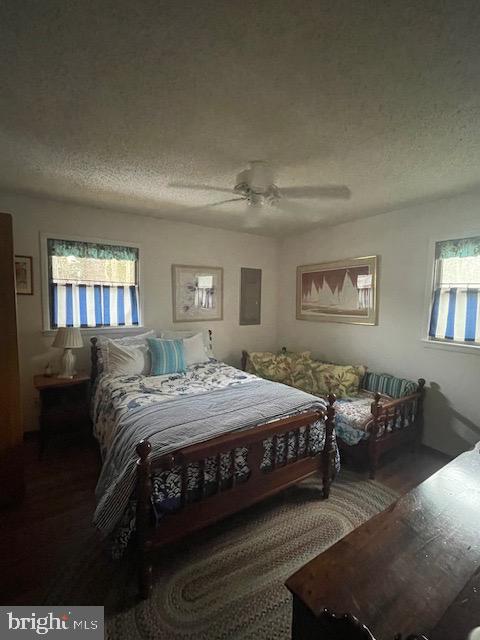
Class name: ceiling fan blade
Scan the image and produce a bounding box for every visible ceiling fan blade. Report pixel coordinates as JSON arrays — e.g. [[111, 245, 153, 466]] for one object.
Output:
[[276, 200, 321, 219], [281, 185, 351, 200], [209, 197, 247, 207], [180, 197, 246, 213], [169, 182, 234, 195]]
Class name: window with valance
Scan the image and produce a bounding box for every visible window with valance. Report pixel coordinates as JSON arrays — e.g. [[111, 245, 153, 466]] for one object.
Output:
[[46, 238, 141, 329], [428, 236, 480, 345]]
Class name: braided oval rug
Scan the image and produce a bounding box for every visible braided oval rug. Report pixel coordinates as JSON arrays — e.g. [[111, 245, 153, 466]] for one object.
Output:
[[46, 471, 397, 640]]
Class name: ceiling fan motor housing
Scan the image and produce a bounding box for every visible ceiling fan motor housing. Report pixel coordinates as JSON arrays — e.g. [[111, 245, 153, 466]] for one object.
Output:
[[234, 161, 280, 206]]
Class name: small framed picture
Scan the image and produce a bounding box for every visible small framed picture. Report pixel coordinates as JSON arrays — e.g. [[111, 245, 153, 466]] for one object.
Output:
[[15, 255, 34, 295], [172, 264, 223, 322]]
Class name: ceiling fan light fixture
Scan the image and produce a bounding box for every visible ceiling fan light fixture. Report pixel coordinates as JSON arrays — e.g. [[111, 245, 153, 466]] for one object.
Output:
[[249, 193, 265, 207], [233, 180, 281, 207], [234, 181, 249, 195], [266, 184, 281, 206]]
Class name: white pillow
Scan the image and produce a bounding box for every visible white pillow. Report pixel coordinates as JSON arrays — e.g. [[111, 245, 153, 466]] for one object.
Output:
[[182, 333, 210, 367], [106, 340, 151, 376], [98, 330, 156, 373], [161, 329, 214, 357]]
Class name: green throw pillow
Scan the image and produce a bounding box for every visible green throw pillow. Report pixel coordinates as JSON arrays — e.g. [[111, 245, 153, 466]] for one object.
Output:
[[246, 351, 291, 384], [310, 361, 366, 398]]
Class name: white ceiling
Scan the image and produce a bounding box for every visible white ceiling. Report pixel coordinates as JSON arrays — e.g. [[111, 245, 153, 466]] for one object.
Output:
[[1, 1, 480, 236]]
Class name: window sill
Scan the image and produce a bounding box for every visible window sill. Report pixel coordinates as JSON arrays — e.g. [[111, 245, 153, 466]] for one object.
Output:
[[42, 326, 146, 338], [421, 338, 480, 356]]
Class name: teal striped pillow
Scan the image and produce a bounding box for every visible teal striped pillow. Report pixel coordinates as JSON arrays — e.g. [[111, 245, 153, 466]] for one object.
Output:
[[147, 338, 186, 376], [363, 372, 417, 398]]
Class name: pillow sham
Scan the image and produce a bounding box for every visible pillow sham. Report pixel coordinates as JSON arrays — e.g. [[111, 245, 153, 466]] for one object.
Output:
[[148, 338, 186, 376], [182, 332, 210, 366], [106, 340, 150, 376], [98, 329, 156, 374], [160, 329, 214, 357]]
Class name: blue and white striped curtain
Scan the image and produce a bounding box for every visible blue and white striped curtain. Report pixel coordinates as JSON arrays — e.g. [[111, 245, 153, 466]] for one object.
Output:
[[429, 287, 480, 343], [52, 283, 140, 328]]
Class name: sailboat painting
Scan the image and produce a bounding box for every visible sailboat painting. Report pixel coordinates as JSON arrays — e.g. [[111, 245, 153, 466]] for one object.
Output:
[[296, 256, 378, 325]]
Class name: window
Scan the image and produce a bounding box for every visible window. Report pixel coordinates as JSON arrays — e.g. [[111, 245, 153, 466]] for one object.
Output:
[[428, 236, 480, 345], [45, 237, 140, 329]]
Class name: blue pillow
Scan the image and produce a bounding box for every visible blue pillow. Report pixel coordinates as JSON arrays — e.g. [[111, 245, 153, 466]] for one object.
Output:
[[147, 338, 186, 375]]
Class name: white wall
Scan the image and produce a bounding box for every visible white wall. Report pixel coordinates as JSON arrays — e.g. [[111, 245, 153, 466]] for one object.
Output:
[[2, 193, 279, 432], [4, 190, 480, 456], [278, 192, 480, 457]]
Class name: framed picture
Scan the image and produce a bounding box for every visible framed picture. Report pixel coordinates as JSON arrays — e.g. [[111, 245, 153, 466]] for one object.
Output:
[[296, 256, 378, 325], [172, 264, 223, 322], [15, 255, 34, 295]]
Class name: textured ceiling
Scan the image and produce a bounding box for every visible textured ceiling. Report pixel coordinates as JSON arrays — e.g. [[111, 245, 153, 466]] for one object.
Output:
[[1, 0, 480, 236]]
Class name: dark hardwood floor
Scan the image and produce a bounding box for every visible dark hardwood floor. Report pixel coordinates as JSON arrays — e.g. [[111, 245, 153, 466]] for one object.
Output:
[[0, 437, 450, 606], [0, 437, 100, 605]]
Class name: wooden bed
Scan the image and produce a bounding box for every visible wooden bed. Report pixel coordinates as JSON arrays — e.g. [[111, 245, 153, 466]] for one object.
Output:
[[90, 336, 337, 599]]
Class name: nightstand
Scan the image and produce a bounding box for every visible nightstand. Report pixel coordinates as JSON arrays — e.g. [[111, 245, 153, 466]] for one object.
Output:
[[34, 374, 91, 455]]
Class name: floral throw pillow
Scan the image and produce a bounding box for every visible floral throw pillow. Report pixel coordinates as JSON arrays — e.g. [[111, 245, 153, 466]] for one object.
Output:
[[246, 350, 316, 390], [310, 362, 366, 398], [246, 352, 292, 384], [284, 352, 316, 393]]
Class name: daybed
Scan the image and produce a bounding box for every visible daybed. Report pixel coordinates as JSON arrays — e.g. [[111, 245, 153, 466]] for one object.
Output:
[[90, 331, 338, 598], [242, 349, 425, 479]]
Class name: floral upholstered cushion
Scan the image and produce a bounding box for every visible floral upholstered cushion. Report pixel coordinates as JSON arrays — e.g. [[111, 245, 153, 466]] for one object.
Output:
[[246, 351, 313, 387], [246, 351, 292, 383], [335, 391, 377, 432], [335, 390, 416, 445], [309, 361, 366, 398], [286, 352, 317, 392], [246, 350, 365, 398], [336, 421, 370, 446]]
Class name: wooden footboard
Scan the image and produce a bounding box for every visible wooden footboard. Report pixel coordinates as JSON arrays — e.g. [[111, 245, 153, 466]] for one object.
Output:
[[135, 395, 336, 599]]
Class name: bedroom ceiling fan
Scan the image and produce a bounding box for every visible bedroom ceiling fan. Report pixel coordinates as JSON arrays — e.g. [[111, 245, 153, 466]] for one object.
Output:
[[169, 160, 351, 211]]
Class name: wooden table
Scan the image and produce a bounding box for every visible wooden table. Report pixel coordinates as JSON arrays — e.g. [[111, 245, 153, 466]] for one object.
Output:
[[286, 443, 480, 640]]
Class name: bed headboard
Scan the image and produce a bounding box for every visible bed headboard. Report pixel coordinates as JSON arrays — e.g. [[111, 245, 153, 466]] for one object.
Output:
[[90, 329, 213, 384]]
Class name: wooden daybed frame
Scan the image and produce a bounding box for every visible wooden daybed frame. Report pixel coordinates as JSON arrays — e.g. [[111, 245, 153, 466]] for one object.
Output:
[[241, 350, 425, 479], [90, 336, 337, 599], [342, 382, 426, 479]]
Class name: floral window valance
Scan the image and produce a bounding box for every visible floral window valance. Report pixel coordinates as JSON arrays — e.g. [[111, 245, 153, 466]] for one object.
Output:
[[47, 238, 138, 262], [435, 236, 480, 259]]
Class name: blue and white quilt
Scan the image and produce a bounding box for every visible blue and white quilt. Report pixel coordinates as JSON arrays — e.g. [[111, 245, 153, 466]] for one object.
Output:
[[92, 361, 339, 555]]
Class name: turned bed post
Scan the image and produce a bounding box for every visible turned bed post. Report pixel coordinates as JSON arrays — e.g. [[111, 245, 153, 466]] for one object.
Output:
[[90, 337, 98, 384], [415, 378, 426, 452], [322, 393, 336, 499], [369, 393, 381, 479], [136, 439, 153, 599], [241, 350, 248, 371]]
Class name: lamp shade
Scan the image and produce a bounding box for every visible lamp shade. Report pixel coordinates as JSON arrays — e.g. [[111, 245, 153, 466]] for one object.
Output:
[[52, 327, 83, 349]]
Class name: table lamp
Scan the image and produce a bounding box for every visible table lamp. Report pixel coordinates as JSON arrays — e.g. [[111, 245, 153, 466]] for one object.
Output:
[[52, 327, 83, 378]]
